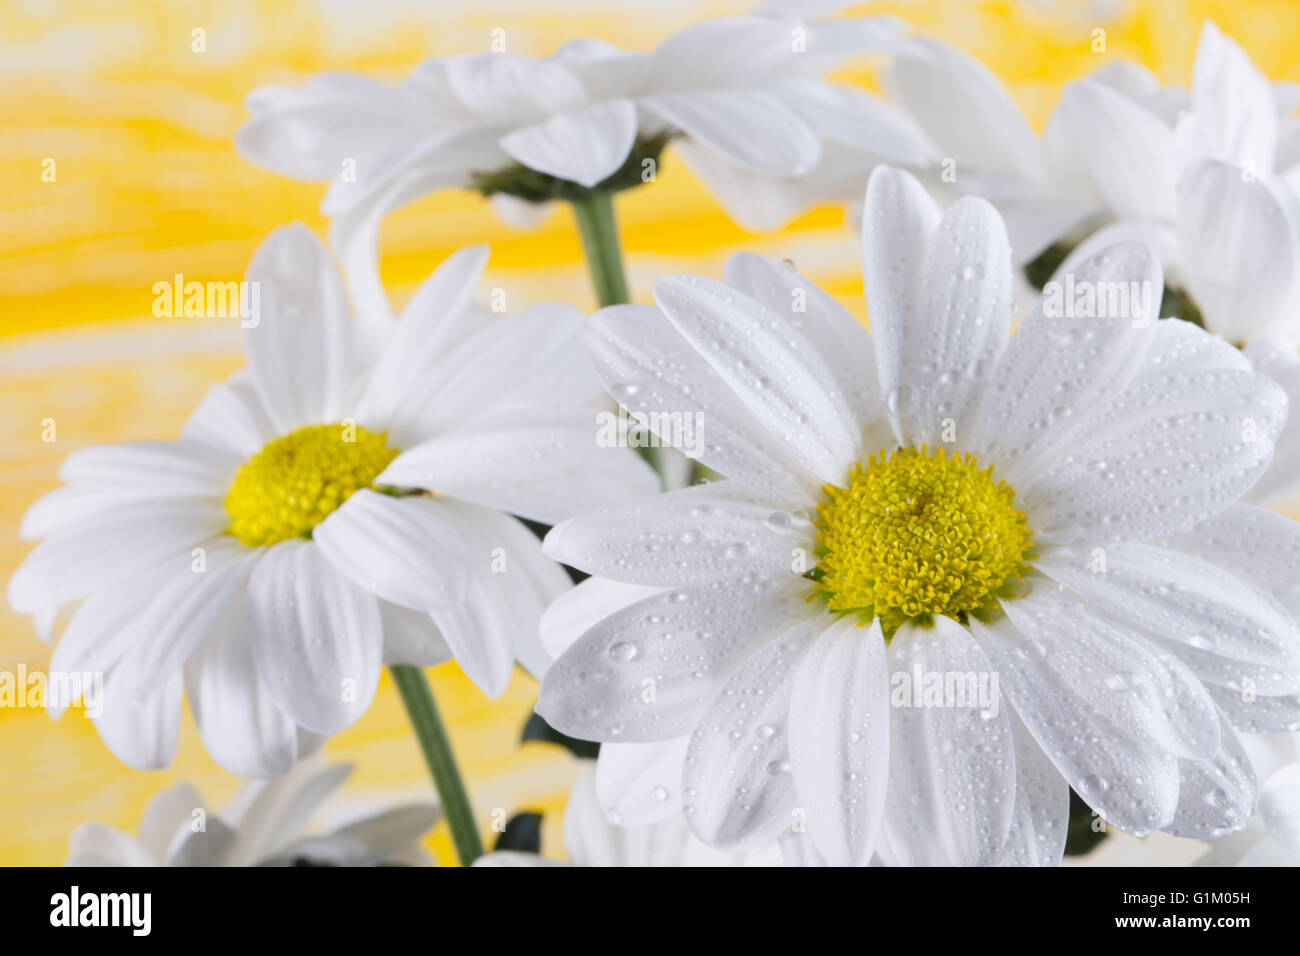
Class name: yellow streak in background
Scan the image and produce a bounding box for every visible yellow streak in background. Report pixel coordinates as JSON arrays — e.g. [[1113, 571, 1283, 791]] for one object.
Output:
[[2, 0, 1299, 864]]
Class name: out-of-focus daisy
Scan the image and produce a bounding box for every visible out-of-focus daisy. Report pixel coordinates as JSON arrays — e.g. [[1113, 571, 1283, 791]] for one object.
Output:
[[536, 166, 1300, 866], [881, 35, 1194, 269], [1051, 22, 1300, 342], [235, 12, 929, 316], [65, 758, 438, 866], [1198, 732, 1300, 867], [474, 765, 781, 867], [10, 224, 656, 777]]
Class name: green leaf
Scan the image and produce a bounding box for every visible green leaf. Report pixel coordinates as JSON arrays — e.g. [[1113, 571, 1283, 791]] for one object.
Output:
[[493, 811, 545, 854]]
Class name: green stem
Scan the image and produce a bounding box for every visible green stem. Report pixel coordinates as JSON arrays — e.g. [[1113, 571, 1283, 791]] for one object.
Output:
[[571, 190, 629, 308], [390, 665, 484, 866]]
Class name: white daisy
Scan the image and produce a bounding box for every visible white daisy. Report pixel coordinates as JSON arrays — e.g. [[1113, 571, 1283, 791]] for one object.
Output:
[[880, 36, 1170, 267], [9, 224, 656, 777], [1052, 21, 1300, 344], [65, 758, 438, 867], [234, 11, 928, 319], [535, 165, 1300, 866], [474, 765, 781, 867]]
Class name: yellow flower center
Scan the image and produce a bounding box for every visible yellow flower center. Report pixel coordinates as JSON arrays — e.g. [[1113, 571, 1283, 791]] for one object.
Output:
[[225, 423, 399, 547], [811, 446, 1033, 637]]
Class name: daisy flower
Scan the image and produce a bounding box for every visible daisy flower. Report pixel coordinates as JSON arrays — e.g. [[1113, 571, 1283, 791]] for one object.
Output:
[[234, 11, 927, 317], [535, 165, 1300, 866], [880, 36, 1174, 268], [474, 765, 781, 867], [9, 224, 656, 777], [66, 758, 438, 866], [1053, 21, 1300, 343]]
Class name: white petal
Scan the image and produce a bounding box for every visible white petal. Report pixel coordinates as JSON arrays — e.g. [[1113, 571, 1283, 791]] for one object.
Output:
[[422, 498, 564, 691], [117, 541, 260, 700], [595, 737, 691, 827], [320, 804, 439, 864], [539, 577, 665, 660], [236, 72, 425, 181], [163, 819, 239, 866], [969, 599, 1183, 834], [641, 89, 820, 176], [8, 500, 225, 614], [653, 273, 858, 484], [1176, 159, 1299, 342], [902, 195, 1013, 445], [59, 441, 238, 495], [1191, 21, 1278, 171], [181, 374, 278, 458], [1244, 335, 1300, 506], [65, 823, 157, 866], [445, 51, 586, 120], [721, 252, 884, 428], [542, 481, 813, 587], [1163, 503, 1300, 621], [327, 133, 497, 323], [1017, 363, 1284, 544], [45, 565, 181, 719], [247, 540, 382, 735], [877, 618, 1016, 866], [185, 590, 302, 779], [314, 490, 469, 611], [682, 617, 822, 848], [1010, 585, 1221, 759], [1259, 763, 1300, 853], [376, 407, 658, 526], [93, 671, 182, 771], [1209, 685, 1300, 734], [355, 245, 489, 426], [386, 301, 585, 438], [500, 100, 637, 188], [242, 224, 353, 432], [860, 165, 942, 442], [649, 15, 803, 89], [225, 761, 352, 864], [137, 781, 206, 861], [885, 38, 1042, 182], [1058, 79, 1178, 222], [1036, 543, 1300, 680], [379, 600, 450, 668], [585, 304, 821, 501], [787, 617, 889, 866], [996, 708, 1069, 866], [537, 579, 807, 742], [1167, 714, 1256, 839], [964, 241, 1163, 484]]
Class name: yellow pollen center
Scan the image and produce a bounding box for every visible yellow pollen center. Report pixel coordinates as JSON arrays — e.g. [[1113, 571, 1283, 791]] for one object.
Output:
[[811, 446, 1033, 638], [225, 423, 399, 547]]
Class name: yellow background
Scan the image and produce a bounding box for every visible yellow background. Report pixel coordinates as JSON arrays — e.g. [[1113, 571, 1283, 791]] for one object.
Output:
[[3, 0, 1298, 865]]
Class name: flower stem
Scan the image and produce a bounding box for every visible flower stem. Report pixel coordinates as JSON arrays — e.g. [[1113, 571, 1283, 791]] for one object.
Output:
[[572, 190, 629, 308], [390, 664, 484, 866]]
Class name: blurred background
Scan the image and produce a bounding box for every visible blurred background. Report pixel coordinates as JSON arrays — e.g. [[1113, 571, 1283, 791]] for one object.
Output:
[[3, 0, 1298, 865]]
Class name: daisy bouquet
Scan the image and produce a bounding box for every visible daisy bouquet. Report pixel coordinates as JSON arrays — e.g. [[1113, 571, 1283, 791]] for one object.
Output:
[[8, 1, 1300, 875]]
